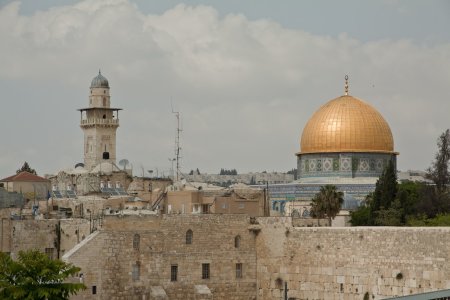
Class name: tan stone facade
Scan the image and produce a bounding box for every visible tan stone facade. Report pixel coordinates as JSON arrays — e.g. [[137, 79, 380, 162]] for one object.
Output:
[[62, 215, 450, 300], [0, 218, 90, 259], [164, 189, 265, 217], [64, 214, 257, 299]]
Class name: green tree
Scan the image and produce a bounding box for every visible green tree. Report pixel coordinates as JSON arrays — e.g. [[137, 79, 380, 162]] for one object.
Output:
[[427, 129, 450, 193], [0, 250, 85, 299], [349, 193, 372, 226], [373, 199, 403, 226], [310, 185, 344, 226], [16, 162, 37, 175], [371, 160, 397, 212]]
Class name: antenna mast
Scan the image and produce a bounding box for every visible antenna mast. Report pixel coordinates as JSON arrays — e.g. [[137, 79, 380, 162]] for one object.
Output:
[[172, 105, 182, 182]]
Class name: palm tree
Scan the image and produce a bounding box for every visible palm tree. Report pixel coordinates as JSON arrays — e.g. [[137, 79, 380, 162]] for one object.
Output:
[[310, 185, 344, 226]]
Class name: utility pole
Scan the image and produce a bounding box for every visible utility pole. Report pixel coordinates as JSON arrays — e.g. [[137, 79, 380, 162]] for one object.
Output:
[[266, 181, 270, 216]]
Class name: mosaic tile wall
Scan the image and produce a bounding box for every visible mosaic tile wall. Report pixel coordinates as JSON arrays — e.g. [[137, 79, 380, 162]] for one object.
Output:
[[297, 152, 396, 179]]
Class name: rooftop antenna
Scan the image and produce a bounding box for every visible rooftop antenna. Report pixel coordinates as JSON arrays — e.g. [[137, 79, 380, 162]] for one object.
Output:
[[171, 101, 182, 182]]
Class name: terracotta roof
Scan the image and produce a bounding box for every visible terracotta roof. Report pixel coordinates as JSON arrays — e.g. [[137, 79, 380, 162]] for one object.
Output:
[[0, 171, 49, 183]]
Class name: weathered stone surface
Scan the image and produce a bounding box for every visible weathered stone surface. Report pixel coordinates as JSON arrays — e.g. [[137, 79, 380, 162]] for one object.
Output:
[[62, 215, 450, 300]]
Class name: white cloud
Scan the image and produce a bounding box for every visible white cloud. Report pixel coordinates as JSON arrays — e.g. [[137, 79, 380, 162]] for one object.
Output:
[[0, 0, 449, 177]]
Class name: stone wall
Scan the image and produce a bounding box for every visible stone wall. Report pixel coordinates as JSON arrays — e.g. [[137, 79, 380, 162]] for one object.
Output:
[[65, 214, 257, 300], [10, 219, 59, 259], [61, 215, 450, 300], [0, 218, 90, 259], [256, 217, 450, 300]]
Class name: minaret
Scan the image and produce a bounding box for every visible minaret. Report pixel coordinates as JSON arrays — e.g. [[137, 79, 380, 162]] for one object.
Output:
[[78, 71, 122, 171]]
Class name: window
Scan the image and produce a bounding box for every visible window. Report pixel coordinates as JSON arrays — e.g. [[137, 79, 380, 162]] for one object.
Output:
[[239, 203, 245, 209], [132, 262, 140, 281], [171, 265, 178, 282], [236, 263, 243, 279], [103, 98, 106, 106], [192, 204, 201, 214], [186, 230, 193, 244], [202, 204, 209, 214], [234, 235, 241, 248], [221, 203, 228, 209], [92, 286, 97, 294], [44, 248, 54, 259], [133, 234, 140, 250], [202, 263, 210, 279]]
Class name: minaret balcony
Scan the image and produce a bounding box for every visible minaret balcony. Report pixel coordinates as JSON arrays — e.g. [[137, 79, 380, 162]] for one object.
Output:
[[80, 118, 119, 127]]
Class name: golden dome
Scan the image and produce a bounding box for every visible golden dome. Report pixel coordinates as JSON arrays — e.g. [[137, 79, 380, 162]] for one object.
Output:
[[299, 95, 395, 154]]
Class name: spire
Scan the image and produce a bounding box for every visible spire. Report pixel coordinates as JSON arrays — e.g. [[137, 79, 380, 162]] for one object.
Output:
[[99, 69, 101, 75], [344, 75, 349, 96]]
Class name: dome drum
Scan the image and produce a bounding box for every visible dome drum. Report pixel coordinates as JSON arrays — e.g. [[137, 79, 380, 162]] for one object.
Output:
[[297, 152, 396, 180]]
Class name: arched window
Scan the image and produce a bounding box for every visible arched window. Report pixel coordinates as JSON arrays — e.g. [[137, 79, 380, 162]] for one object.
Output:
[[234, 235, 241, 248], [132, 261, 140, 281], [133, 234, 140, 250], [186, 229, 193, 244]]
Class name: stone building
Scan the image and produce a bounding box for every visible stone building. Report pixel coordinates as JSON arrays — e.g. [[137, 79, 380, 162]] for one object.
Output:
[[163, 184, 266, 217], [64, 214, 257, 299], [183, 172, 295, 186], [0, 171, 51, 200]]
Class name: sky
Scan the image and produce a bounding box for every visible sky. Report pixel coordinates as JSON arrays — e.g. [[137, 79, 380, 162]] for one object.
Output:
[[0, 0, 449, 178]]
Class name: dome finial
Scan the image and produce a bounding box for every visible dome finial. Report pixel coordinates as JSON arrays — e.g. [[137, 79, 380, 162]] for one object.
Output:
[[344, 75, 349, 95]]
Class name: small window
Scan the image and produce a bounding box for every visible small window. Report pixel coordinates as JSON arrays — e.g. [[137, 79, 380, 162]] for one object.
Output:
[[102, 114, 106, 119], [239, 203, 245, 209], [132, 262, 140, 281], [103, 97, 106, 106], [44, 248, 54, 259], [92, 286, 97, 294], [236, 263, 243, 279], [133, 234, 140, 250], [221, 203, 227, 209], [202, 263, 210, 279], [234, 235, 241, 248], [171, 265, 178, 282], [186, 229, 193, 244]]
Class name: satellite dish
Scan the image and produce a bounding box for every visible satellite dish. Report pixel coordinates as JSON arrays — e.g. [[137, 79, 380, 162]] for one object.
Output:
[[75, 163, 85, 169], [118, 159, 129, 170]]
